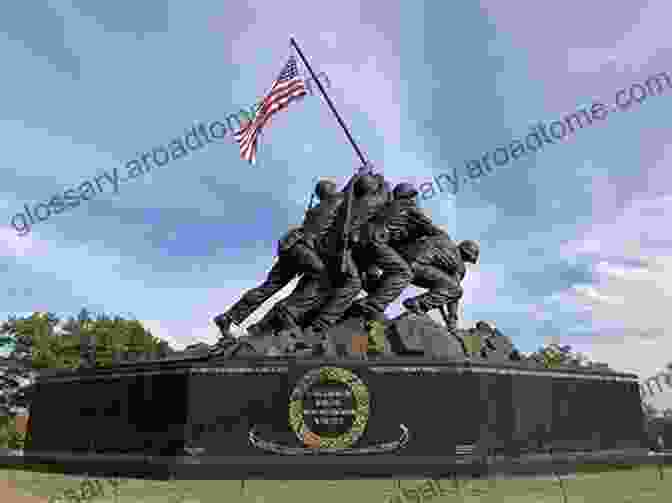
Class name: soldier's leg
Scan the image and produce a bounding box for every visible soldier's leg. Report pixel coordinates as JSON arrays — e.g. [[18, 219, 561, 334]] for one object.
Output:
[[214, 253, 299, 336], [269, 243, 333, 329], [246, 302, 299, 338], [442, 299, 460, 331], [270, 274, 328, 331], [310, 252, 363, 331], [222, 243, 325, 325], [403, 264, 463, 316], [360, 242, 412, 313]]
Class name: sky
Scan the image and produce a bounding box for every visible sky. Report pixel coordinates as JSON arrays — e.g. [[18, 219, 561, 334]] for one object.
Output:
[[1, 1, 672, 409]]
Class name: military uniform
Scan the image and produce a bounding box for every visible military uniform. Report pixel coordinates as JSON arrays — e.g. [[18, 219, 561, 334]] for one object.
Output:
[[400, 236, 478, 331], [220, 226, 326, 327], [306, 174, 391, 330], [213, 181, 343, 336], [266, 191, 346, 329], [356, 192, 448, 312]]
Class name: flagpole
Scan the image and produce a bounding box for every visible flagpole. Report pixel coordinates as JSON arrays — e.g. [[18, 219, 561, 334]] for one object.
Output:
[[290, 37, 366, 274], [290, 37, 368, 167]]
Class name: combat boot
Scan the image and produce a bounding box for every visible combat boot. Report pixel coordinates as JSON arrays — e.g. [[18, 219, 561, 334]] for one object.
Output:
[[442, 302, 459, 332]]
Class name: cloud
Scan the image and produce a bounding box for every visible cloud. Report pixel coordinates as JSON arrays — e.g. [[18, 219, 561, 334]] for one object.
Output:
[[208, 0, 402, 148], [142, 272, 303, 349], [0, 226, 49, 258], [480, 1, 671, 76], [545, 191, 672, 375], [5, 0, 670, 386]]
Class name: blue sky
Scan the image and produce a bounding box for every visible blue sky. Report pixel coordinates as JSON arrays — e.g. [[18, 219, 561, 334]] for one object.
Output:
[[1, 1, 672, 405]]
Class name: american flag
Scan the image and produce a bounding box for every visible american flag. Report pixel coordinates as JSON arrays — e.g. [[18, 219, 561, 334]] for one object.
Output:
[[234, 55, 307, 164]]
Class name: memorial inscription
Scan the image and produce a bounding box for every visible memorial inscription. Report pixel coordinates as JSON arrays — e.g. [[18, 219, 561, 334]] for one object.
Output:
[[289, 367, 370, 449], [303, 383, 355, 431]]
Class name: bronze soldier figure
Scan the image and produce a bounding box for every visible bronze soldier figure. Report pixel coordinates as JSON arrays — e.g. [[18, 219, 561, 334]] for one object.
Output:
[[211, 180, 342, 349], [347, 182, 446, 319], [399, 235, 479, 331], [250, 178, 349, 334], [302, 173, 391, 333]]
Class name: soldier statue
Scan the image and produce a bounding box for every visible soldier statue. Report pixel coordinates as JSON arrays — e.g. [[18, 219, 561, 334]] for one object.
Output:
[[301, 172, 392, 334], [349, 182, 447, 321], [398, 235, 479, 331], [242, 169, 392, 346], [207, 167, 485, 358], [211, 179, 344, 352]]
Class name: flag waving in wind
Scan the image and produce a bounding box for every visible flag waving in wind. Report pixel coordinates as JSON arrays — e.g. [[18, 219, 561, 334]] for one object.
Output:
[[234, 54, 307, 164]]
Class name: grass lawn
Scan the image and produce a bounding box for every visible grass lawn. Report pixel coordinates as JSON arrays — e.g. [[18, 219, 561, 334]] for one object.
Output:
[[0, 464, 670, 502]]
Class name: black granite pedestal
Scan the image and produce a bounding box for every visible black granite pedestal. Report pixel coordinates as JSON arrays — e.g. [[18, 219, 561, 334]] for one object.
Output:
[[24, 357, 646, 478]]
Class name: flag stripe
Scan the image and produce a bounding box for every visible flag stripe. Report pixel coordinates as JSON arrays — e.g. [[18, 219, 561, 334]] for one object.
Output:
[[236, 85, 306, 151], [236, 86, 306, 161], [238, 80, 305, 129], [234, 55, 307, 164], [235, 82, 305, 147], [254, 83, 305, 125]]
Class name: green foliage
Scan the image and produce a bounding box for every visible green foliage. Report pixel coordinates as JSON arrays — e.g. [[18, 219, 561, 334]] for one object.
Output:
[[0, 312, 67, 369], [526, 343, 600, 369], [0, 309, 177, 417], [0, 309, 173, 369]]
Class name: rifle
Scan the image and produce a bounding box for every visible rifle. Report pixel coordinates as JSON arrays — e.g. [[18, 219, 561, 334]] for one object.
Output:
[[340, 173, 359, 274], [338, 163, 380, 273]]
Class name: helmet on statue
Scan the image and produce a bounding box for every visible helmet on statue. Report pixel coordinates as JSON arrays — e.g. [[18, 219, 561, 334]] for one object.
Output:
[[354, 174, 381, 197], [392, 183, 419, 200], [314, 179, 338, 200], [458, 240, 480, 263]]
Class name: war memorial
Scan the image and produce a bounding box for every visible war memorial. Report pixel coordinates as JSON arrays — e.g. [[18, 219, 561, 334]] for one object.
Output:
[[20, 169, 648, 479], [20, 40, 648, 479]]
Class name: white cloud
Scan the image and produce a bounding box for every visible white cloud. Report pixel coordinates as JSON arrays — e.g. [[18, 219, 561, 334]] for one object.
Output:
[[0, 226, 49, 258], [548, 191, 672, 376], [143, 275, 303, 349]]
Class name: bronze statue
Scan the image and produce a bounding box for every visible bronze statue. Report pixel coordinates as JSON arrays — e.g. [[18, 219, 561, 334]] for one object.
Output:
[[207, 169, 495, 360], [254, 173, 393, 336], [349, 182, 446, 320], [303, 173, 392, 332], [399, 237, 479, 331], [211, 179, 343, 351], [248, 179, 349, 336]]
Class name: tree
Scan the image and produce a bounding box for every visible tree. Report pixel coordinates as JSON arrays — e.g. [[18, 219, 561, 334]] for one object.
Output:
[[0, 309, 178, 448], [0, 309, 178, 409], [526, 343, 607, 369], [0, 312, 67, 369], [53, 310, 167, 367]]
